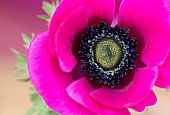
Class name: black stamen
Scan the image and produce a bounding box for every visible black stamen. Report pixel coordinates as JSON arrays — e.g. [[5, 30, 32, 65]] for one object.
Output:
[[79, 21, 138, 88]]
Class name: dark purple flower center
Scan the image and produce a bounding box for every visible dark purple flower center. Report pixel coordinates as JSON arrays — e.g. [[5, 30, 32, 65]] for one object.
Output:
[[79, 21, 138, 88]]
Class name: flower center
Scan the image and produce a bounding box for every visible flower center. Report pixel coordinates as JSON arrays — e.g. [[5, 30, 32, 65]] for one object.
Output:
[[79, 21, 138, 88], [95, 38, 123, 69]]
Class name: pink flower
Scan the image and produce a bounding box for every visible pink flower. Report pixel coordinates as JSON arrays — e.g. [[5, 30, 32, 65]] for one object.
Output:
[[28, 0, 170, 114]]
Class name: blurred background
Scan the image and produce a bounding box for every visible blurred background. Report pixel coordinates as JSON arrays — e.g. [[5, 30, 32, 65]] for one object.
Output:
[[0, 0, 170, 115], [0, 0, 47, 114]]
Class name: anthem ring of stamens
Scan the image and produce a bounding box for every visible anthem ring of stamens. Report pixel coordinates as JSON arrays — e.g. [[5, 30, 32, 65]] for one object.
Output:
[[79, 21, 138, 88]]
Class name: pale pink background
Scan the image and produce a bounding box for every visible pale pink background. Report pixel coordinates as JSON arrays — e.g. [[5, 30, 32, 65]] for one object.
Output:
[[0, 0, 47, 114], [0, 0, 170, 115]]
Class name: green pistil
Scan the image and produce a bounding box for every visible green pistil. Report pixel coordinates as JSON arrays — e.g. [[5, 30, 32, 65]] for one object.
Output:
[[95, 39, 122, 69]]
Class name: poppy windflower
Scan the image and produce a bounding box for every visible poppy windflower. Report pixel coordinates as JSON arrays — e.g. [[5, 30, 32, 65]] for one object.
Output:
[[28, 0, 170, 114]]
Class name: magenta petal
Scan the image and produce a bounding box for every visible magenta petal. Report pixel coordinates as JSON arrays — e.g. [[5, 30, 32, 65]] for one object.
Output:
[[112, 0, 122, 26], [155, 50, 170, 88], [55, 6, 92, 72], [90, 67, 158, 108], [138, 33, 169, 67], [86, 0, 115, 26], [67, 77, 130, 115], [118, 0, 170, 67], [49, 0, 115, 56], [131, 90, 157, 112], [28, 32, 94, 115], [115, 0, 122, 10]]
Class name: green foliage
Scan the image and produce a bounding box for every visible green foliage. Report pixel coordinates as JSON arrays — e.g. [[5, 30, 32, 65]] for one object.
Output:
[[12, 33, 58, 115], [22, 33, 35, 49], [26, 92, 57, 115], [11, 33, 35, 82], [11, 33, 34, 82], [12, 1, 60, 115], [11, 48, 29, 82], [12, 32, 58, 115], [37, 0, 59, 22]]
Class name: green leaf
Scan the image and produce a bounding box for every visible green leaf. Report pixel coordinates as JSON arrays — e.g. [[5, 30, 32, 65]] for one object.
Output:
[[12, 1, 61, 114], [11, 48, 26, 59], [11, 33, 34, 77], [22, 33, 34, 49], [29, 87, 36, 92], [48, 110, 58, 115], [37, 15, 50, 22], [11, 45, 29, 83], [16, 70, 28, 79], [26, 92, 59, 115], [16, 58, 27, 69], [42, 1, 56, 17], [17, 78, 30, 82], [12, 33, 58, 114], [22, 34, 31, 46], [38, 0, 60, 22]]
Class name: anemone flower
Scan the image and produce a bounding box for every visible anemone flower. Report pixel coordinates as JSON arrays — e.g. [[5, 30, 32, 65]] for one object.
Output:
[[28, 0, 170, 114]]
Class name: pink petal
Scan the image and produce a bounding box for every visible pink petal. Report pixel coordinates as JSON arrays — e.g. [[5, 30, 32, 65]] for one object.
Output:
[[115, 0, 122, 10], [112, 0, 122, 26], [90, 67, 158, 108], [67, 77, 130, 115], [164, 0, 170, 24], [49, 0, 115, 56], [155, 50, 170, 88], [139, 33, 169, 66], [131, 90, 157, 112], [55, 6, 92, 72], [118, 0, 170, 67], [28, 32, 94, 115]]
